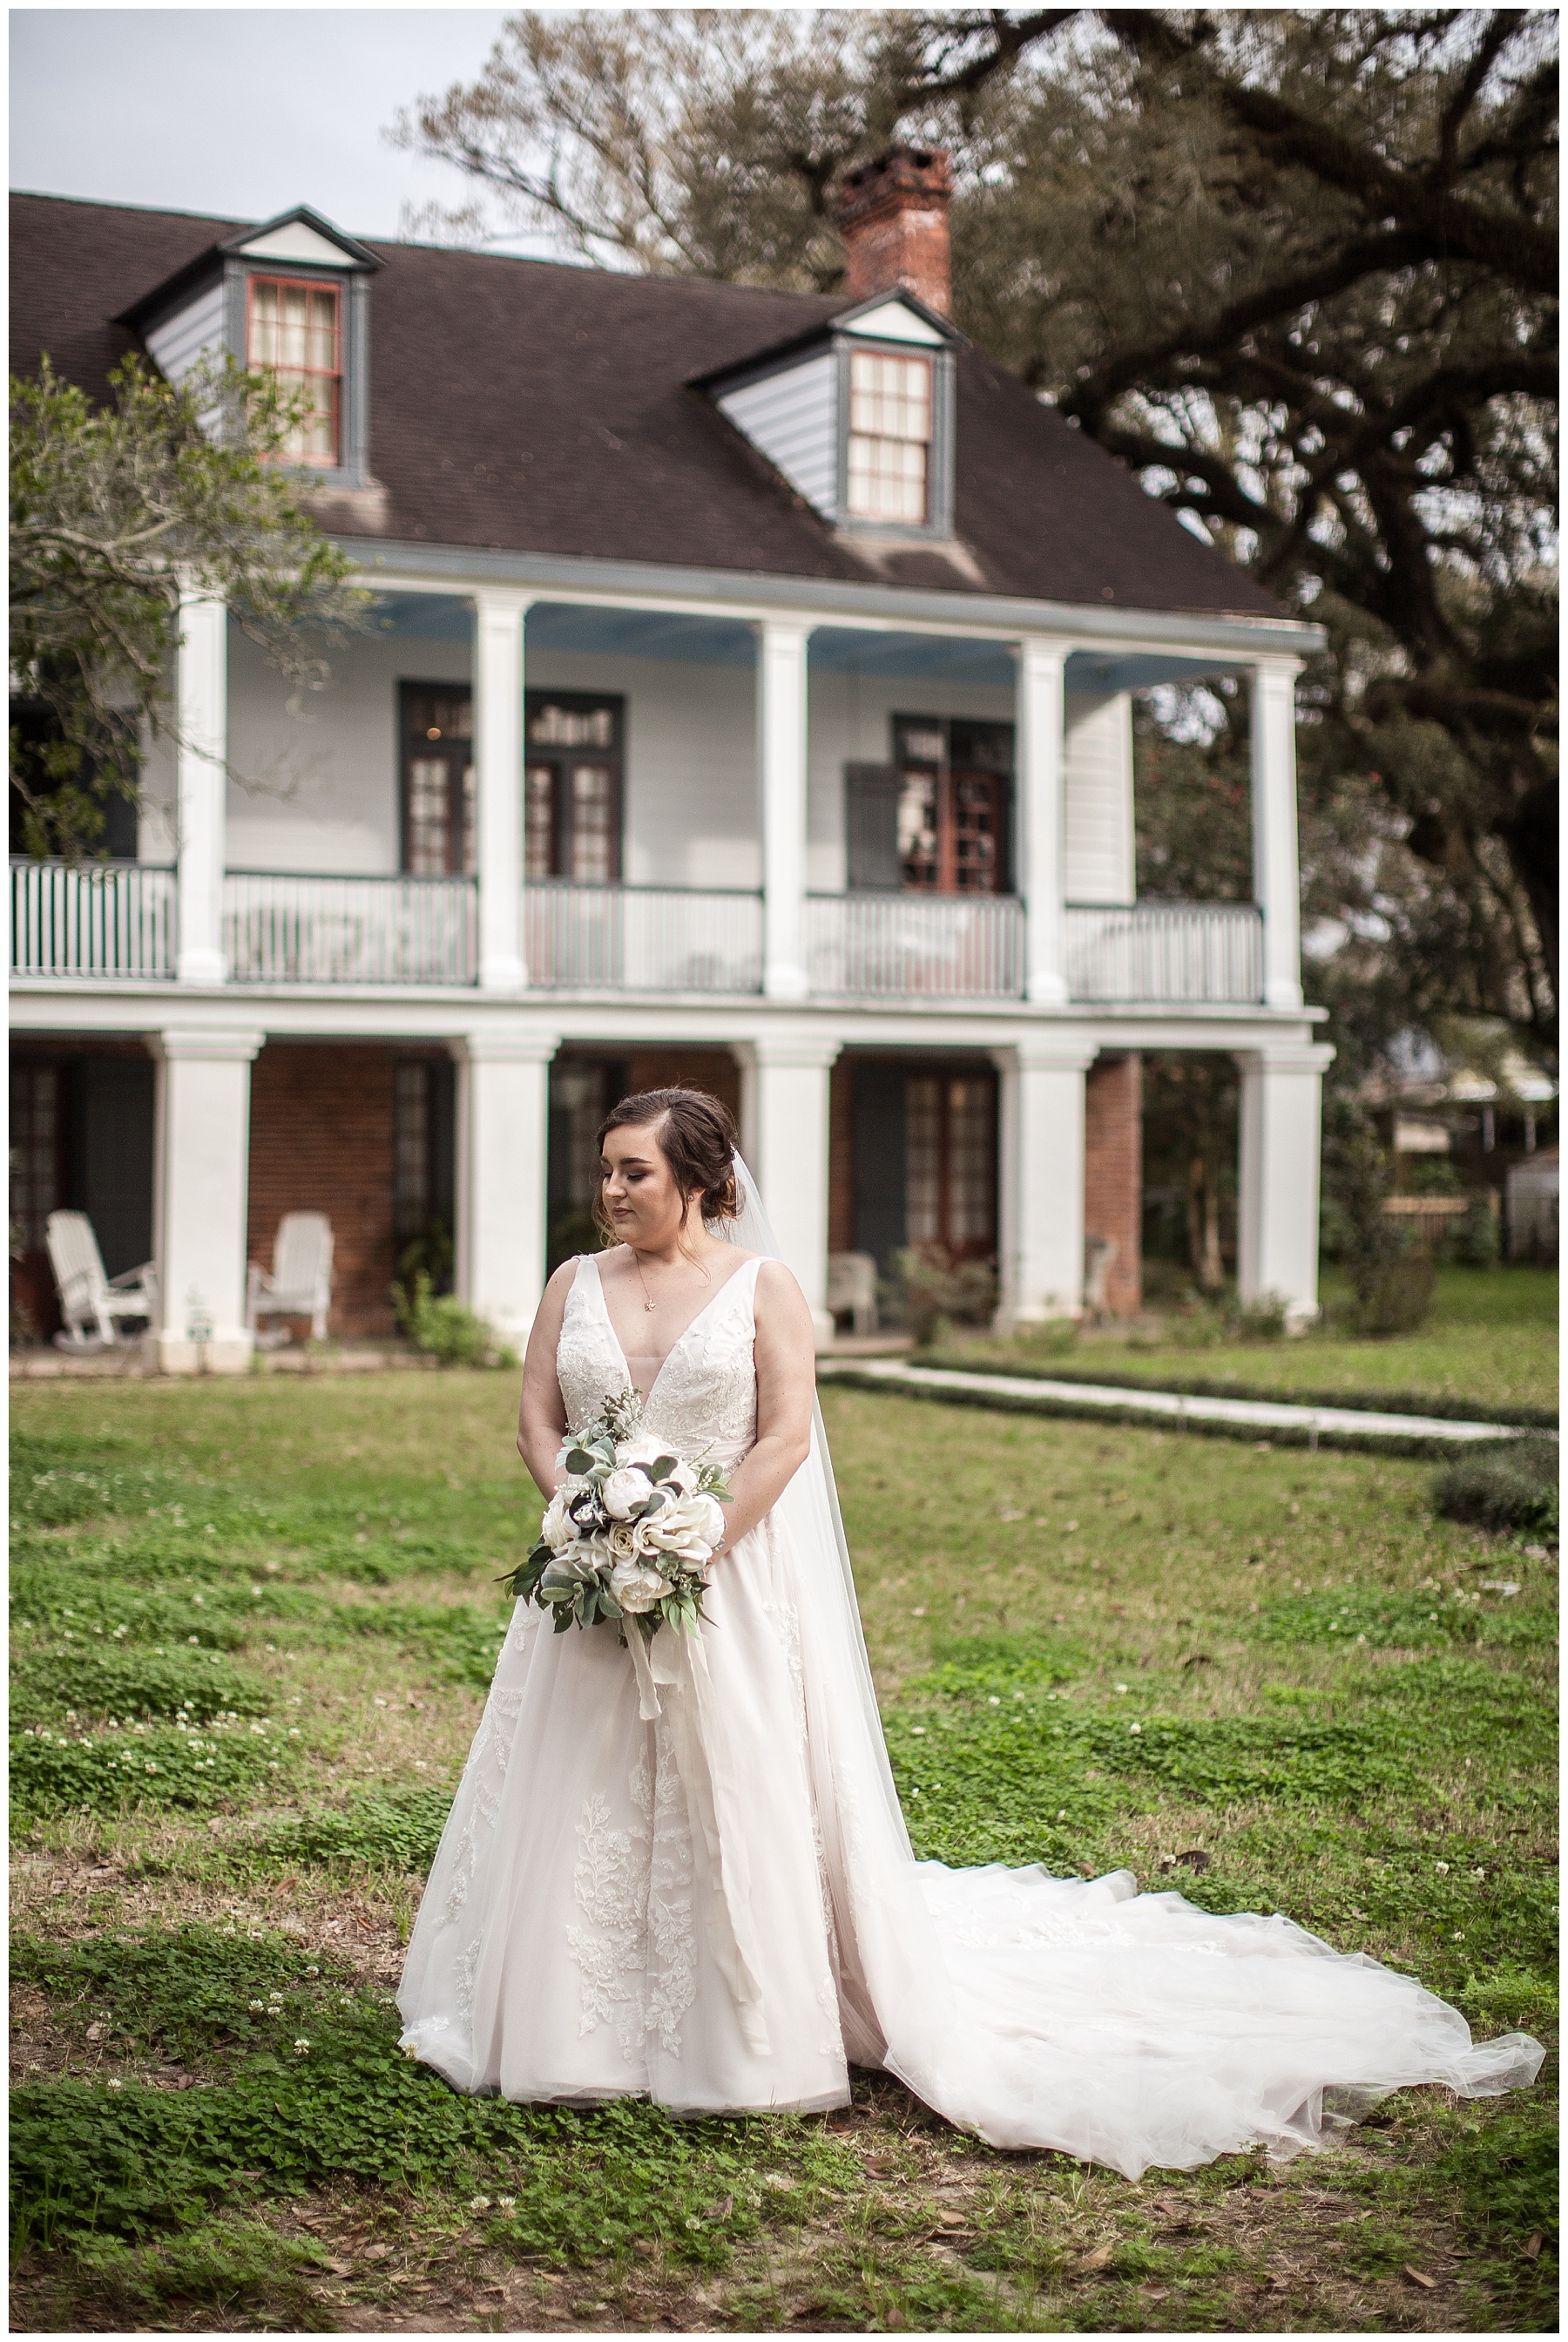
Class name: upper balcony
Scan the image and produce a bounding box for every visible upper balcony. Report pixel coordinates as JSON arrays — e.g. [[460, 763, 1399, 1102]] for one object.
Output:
[[9, 589, 1299, 1016], [11, 860, 1266, 1005]]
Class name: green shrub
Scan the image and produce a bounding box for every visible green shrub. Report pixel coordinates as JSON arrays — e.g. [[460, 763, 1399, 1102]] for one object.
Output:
[[897, 1246, 997, 1346], [393, 1274, 517, 1370], [1354, 1249, 1438, 1335], [1434, 1438, 1559, 1538]]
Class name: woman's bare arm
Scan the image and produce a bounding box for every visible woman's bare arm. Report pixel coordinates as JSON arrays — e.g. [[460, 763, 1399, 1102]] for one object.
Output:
[[517, 1259, 577, 1498], [710, 1257, 816, 1557]]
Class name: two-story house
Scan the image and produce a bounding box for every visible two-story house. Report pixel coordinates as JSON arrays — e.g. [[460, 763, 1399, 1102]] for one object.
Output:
[[10, 151, 1331, 1369]]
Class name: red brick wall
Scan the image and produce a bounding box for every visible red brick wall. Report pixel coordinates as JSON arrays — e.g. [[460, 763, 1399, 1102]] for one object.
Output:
[[1085, 1052, 1142, 1318], [620, 1049, 741, 1128], [247, 1043, 405, 1341]]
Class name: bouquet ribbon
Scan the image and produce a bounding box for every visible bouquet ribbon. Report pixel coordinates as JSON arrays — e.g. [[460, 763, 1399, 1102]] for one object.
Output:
[[626, 1622, 770, 2058]]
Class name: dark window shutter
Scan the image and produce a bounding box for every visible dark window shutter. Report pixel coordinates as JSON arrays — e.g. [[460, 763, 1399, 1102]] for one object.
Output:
[[845, 763, 902, 890]]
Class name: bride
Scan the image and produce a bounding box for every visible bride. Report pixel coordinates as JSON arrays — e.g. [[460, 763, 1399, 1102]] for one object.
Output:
[[398, 1087, 1541, 2177]]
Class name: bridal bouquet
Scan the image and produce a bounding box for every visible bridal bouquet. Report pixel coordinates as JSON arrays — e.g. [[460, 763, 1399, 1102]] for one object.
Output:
[[501, 1389, 730, 1641]]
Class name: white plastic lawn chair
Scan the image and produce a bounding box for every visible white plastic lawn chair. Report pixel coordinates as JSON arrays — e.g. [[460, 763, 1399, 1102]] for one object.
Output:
[[827, 1250, 879, 1337], [247, 1211, 334, 1348], [45, 1209, 158, 1351]]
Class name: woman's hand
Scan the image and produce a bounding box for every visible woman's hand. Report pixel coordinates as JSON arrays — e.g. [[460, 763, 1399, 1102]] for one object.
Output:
[[707, 1258, 815, 1555]]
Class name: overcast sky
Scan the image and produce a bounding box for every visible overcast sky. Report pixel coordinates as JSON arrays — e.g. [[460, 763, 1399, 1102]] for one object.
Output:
[[10, 9, 568, 252]]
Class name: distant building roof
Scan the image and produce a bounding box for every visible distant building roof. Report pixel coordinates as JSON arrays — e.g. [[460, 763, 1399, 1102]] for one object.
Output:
[[10, 190, 1287, 619]]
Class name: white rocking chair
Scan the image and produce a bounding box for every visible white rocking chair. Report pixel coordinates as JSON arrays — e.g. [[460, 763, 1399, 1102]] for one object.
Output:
[[45, 1210, 158, 1352], [247, 1212, 334, 1348], [827, 1250, 880, 1337]]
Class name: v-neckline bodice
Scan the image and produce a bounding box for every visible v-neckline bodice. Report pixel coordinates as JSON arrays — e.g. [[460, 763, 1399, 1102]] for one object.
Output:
[[587, 1249, 759, 1408]]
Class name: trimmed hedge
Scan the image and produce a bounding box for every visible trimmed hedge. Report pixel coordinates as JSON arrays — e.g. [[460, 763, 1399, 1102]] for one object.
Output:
[[1433, 1439, 1560, 1538]]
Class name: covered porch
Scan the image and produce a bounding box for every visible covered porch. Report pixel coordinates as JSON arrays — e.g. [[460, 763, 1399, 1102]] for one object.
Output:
[[12, 583, 1300, 1014]]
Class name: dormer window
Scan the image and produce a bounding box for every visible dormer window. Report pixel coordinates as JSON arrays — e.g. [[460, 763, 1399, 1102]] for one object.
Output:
[[847, 352, 932, 524], [117, 205, 381, 490], [701, 287, 957, 543], [247, 277, 341, 464]]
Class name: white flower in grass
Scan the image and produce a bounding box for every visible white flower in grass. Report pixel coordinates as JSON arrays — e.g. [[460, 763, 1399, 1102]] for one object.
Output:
[[402, 2041, 420, 2059], [601, 1466, 655, 1520], [497, 2196, 516, 2210], [293, 2038, 311, 2055], [248, 2000, 267, 2013], [1435, 1861, 1450, 1874], [470, 2196, 492, 2213], [106, 2077, 123, 2091]]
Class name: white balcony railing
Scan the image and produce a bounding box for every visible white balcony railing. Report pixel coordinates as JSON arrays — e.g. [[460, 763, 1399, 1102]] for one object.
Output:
[[10, 858, 176, 978], [808, 891, 1026, 999], [1064, 901, 1263, 1004], [524, 882, 764, 993], [223, 871, 478, 985]]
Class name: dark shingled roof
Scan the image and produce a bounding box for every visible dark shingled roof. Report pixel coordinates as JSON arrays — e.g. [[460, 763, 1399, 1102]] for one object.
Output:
[[11, 191, 1284, 620]]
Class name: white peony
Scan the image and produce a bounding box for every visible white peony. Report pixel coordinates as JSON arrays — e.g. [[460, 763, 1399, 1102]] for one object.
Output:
[[609, 1560, 672, 1614], [600, 1466, 654, 1520], [539, 1491, 575, 1551], [643, 1489, 725, 1560]]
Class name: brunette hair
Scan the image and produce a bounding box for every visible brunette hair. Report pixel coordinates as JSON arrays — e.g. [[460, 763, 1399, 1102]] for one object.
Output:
[[594, 1087, 740, 1242]]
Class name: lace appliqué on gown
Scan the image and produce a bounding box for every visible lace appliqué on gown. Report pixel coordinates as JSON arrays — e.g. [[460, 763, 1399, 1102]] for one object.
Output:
[[567, 1731, 697, 2061]]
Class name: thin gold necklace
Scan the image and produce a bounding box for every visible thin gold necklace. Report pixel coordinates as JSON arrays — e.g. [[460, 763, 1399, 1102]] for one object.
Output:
[[629, 1248, 659, 1313]]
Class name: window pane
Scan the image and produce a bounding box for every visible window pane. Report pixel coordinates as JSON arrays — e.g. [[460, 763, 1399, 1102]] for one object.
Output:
[[848, 352, 930, 442], [10, 1062, 58, 1252], [568, 764, 615, 882], [525, 765, 556, 879], [905, 1076, 941, 1246], [530, 701, 614, 749], [460, 761, 477, 877], [947, 1078, 995, 1246], [247, 278, 340, 464], [848, 430, 928, 522], [394, 1061, 430, 1241], [952, 775, 1001, 894], [406, 757, 451, 875]]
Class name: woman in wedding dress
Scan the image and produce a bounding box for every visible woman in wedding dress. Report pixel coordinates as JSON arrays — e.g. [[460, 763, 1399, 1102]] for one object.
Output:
[[398, 1089, 1542, 2179]]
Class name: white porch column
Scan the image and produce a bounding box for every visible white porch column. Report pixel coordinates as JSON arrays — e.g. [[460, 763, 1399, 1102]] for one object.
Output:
[[453, 1027, 557, 1349], [756, 619, 811, 1002], [474, 590, 531, 992], [991, 1034, 1097, 1325], [1016, 638, 1070, 1006], [738, 1030, 838, 1339], [175, 585, 228, 985], [1235, 1041, 1335, 1325], [151, 1025, 264, 1372], [1251, 657, 1305, 1012]]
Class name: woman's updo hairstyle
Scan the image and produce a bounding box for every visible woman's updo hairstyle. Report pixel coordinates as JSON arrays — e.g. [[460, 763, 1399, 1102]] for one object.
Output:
[[595, 1087, 740, 1241]]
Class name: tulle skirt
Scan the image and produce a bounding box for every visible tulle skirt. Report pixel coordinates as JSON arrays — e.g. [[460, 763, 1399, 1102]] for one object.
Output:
[[399, 1502, 1543, 2177]]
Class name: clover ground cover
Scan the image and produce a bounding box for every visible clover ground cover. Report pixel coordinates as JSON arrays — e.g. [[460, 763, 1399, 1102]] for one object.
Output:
[[10, 1368, 1557, 2333]]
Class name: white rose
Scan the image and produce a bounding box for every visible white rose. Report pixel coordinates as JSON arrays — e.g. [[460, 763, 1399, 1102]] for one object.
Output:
[[610, 1560, 672, 1614], [601, 1467, 654, 1520], [615, 1435, 698, 1495], [605, 1520, 645, 1564]]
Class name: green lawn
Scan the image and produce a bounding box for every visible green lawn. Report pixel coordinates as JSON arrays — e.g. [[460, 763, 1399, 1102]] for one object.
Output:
[[10, 1366, 1558, 2333], [930, 1266, 1558, 1416]]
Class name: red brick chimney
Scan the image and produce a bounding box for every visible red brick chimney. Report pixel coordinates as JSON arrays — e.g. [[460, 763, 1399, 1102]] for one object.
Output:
[[835, 146, 953, 318]]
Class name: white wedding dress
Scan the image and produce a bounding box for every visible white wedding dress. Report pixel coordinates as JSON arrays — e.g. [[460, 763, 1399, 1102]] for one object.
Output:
[[399, 1209, 1542, 2178]]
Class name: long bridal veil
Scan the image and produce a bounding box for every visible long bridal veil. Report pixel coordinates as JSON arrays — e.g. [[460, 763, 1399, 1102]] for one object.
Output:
[[720, 1154, 1543, 2176]]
